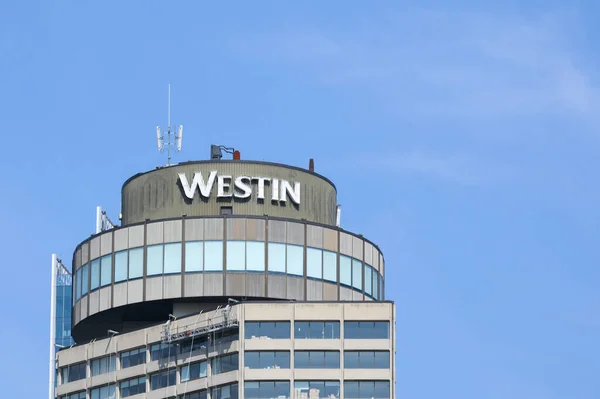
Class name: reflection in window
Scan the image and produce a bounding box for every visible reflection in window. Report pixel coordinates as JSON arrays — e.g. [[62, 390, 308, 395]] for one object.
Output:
[[212, 383, 239, 399], [128, 248, 143, 279], [352, 259, 362, 290], [307, 247, 322, 279], [181, 360, 207, 382], [90, 259, 100, 290], [343, 381, 390, 399], [147, 245, 163, 276], [204, 241, 223, 271], [246, 241, 265, 272], [185, 241, 203, 272], [212, 353, 238, 375], [81, 264, 88, 297], [245, 351, 290, 369], [294, 381, 340, 399], [227, 241, 245, 271], [150, 342, 177, 362], [61, 362, 86, 383], [100, 254, 112, 287], [340, 256, 352, 287], [164, 243, 182, 274], [323, 251, 337, 283], [365, 265, 373, 297], [295, 321, 340, 339], [91, 355, 116, 376], [294, 351, 340, 369], [114, 250, 128, 282], [244, 381, 290, 399], [287, 244, 304, 276], [120, 347, 146, 368], [90, 385, 116, 399], [120, 376, 146, 397], [245, 321, 290, 339], [344, 351, 390, 369], [268, 243, 286, 273], [150, 369, 176, 390], [344, 321, 389, 339]]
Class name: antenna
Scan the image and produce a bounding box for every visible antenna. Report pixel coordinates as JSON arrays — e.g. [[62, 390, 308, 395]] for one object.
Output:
[[156, 84, 183, 166]]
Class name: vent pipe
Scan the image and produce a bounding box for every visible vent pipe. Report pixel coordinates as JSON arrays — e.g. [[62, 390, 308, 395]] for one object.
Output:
[[233, 150, 241, 160], [309, 158, 314, 172]]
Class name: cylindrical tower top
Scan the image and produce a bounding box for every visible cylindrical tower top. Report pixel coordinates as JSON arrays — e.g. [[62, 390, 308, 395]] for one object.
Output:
[[121, 160, 337, 226]]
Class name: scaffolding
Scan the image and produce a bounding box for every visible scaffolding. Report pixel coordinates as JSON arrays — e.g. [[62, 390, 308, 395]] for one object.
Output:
[[161, 305, 238, 345]]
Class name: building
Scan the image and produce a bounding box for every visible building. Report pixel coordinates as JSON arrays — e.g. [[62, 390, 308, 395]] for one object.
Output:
[[53, 152, 396, 399]]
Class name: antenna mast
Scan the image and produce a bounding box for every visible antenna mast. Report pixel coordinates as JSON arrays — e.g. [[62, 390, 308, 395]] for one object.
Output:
[[156, 84, 183, 166]]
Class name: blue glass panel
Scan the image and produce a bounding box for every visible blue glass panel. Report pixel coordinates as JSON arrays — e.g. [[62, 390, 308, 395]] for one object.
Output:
[[114, 251, 127, 282], [100, 255, 112, 287], [352, 259, 362, 290], [268, 242, 286, 273], [75, 269, 81, 300], [128, 248, 143, 279], [226, 241, 246, 271], [146, 245, 163, 276], [246, 241, 265, 272], [185, 241, 203, 272], [164, 243, 181, 274], [373, 269, 379, 300], [204, 241, 223, 271], [286, 244, 303, 276], [340, 256, 352, 286], [81, 264, 88, 296], [90, 259, 100, 290], [365, 265, 373, 297], [323, 251, 337, 283], [306, 247, 322, 279]]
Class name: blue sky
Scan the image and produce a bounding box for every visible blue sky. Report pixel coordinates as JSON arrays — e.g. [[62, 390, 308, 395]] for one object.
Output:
[[1, 1, 599, 398]]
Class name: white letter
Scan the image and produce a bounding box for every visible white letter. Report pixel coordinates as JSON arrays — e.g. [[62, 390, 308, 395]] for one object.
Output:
[[234, 176, 252, 199], [252, 177, 268, 200], [271, 178, 279, 201], [179, 171, 217, 199], [217, 175, 233, 197], [280, 180, 301, 205]]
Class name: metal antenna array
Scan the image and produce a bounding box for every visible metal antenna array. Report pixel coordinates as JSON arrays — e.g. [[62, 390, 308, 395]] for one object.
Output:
[[156, 84, 183, 166]]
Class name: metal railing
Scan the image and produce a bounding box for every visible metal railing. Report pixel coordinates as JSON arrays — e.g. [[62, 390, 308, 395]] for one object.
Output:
[[161, 306, 238, 344]]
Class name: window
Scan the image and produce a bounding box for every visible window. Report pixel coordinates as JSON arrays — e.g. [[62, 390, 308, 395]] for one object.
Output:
[[365, 265, 373, 297], [352, 259, 362, 290], [75, 269, 81, 300], [227, 241, 245, 271], [343, 381, 390, 399], [120, 376, 146, 397], [120, 347, 146, 369], [147, 244, 163, 276], [294, 381, 340, 399], [150, 342, 177, 361], [61, 362, 86, 383], [286, 244, 303, 276], [245, 351, 290, 369], [180, 391, 208, 399], [81, 264, 88, 296], [90, 259, 100, 290], [373, 269, 379, 300], [91, 355, 116, 376], [185, 241, 203, 272], [114, 250, 128, 282], [294, 351, 339, 369], [246, 241, 265, 272], [380, 274, 384, 299], [245, 321, 290, 339], [244, 381, 289, 399], [164, 243, 182, 274], [294, 321, 340, 339], [344, 351, 390, 369], [128, 248, 143, 279], [307, 247, 323, 279], [211, 353, 238, 375], [323, 251, 337, 283], [150, 369, 176, 390], [180, 337, 208, 354], [212, 383, 239, 399], [61, 392, 86, 399], [340, 255, 352, 286], [90, 385, 116, 399], [100, 254, 112, 287], [268, 242, 286, 273], [344, 321, 389, 339], [204, 241, 223, 271], [181, 360, 207, 382]]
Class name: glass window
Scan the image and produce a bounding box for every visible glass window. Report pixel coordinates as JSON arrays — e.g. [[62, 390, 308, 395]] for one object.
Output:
[[246, 241, 265, 272], [226, 241, 245, 271], [63, 392, 86, 399], [323, 251, 337, 283], [212, 383, 239, 399], [128, 248, 143, 279], [374, 381, 390, 398], [374, 321, 389, 338], [204, 241, 223, 271], [340, 255, 352, 286], [244, 351, 290, 369], [307, 247, 322, 279], [180, 391, 208, 399], [344, 321, 389, 339], [120, 347, 146, 368], [286, 244, 303, 276], [91, 355, 116, 376], [374, 351, 390, 368], [75, 269, 81, 300], [81, 264, 88, 296], [164, 243, 182, 274], [150, 343, 177, 362], [294, 381, 340, 399], [245, 321, 290, 339], [343, 381, 390, 399], [185, 241, 203, 272], [380, 274, 384, 299], [90, 259, 100, 290], [181, 360, 207, 382], [344, 351, 389, 369], [211, 353, 238, 375], [365, 265, 373, 297], [114, 250, 128, 282], [120, 376, 146, 398], [90, 385, 116, 399], [150, 369, 176, 390], [245, 381, 289, 399], [100, 254, 112, 287], [146, 244, 163, 276], [295, 321, 340, 339], [352, 259, 362, 290], [294, 351, 339, 368], [373, 269, 379, 300], [61, 362, 86, 383], [268, 242, 286, 273]]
